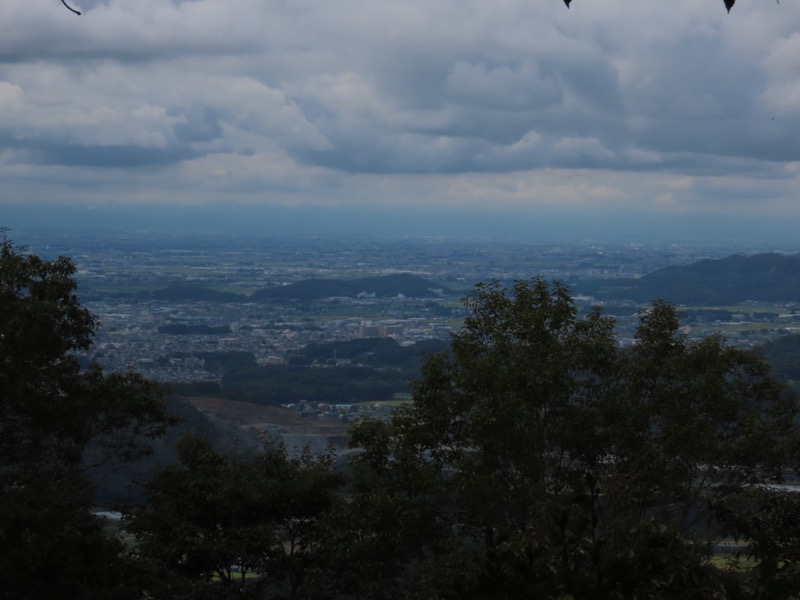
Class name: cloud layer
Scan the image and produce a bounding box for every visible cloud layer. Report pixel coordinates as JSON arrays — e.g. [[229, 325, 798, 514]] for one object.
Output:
[[2, 0, 800, 225]]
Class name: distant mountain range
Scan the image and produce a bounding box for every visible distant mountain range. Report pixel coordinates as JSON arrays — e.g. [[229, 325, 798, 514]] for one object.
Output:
[[577, 253, 800, 305], [252, 273, 453, 300]]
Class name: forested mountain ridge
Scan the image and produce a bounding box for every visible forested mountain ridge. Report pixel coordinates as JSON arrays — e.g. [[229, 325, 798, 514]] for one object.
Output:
[[579, 252, 800, 305]]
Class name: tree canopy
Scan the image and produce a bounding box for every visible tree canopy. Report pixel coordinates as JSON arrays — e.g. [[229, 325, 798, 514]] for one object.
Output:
[[5, 233, 800, 598], [119, 277, 800, 598], [127, 435, 343, 599], [0, 233, 175, 599], [340, 278, 800, 598]]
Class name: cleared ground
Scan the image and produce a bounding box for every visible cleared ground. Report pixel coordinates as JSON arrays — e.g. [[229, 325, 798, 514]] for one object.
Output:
[[185, 396, 351, 456]]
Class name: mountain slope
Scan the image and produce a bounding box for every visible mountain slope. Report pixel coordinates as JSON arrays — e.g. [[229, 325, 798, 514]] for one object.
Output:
[[578, 253, 800, 305]]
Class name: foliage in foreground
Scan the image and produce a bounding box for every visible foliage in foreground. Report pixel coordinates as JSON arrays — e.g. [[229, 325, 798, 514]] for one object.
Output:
[[3, 232, 800, 599], [0, 234, 175, 599], [336, 279, 800, 599], [128, 279, 800, 599], [126, 436, 343, 599]]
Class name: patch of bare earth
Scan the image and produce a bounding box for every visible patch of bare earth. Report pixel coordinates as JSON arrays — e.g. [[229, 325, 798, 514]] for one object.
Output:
[[184, 396, 351, 456]]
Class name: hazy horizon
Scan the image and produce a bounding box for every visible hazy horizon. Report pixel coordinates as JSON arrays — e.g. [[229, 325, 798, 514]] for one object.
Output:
[[2, 1, 800, 243], [5, 201, 800, 249]]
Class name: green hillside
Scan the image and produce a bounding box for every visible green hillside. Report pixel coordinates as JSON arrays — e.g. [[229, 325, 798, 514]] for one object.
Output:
[[578, 253, 800, 305]]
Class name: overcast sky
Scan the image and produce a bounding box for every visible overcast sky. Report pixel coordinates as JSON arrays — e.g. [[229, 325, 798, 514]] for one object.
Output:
[[2, 0, 800, 241]]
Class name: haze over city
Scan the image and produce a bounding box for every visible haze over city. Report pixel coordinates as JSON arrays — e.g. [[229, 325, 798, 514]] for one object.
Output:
[[2, 0, 800, 244]]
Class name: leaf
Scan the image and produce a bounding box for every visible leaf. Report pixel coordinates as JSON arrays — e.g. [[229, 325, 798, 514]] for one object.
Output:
[[724, 0, 735, 12]]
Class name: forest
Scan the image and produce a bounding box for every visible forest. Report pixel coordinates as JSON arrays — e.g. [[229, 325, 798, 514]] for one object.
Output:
[[3, 237, 800, 600], [578, 253, 800, 306]]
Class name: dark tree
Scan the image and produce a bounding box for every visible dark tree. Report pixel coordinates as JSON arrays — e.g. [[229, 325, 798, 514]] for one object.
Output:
[[344, 279, 800, 599], [127, 435, 343, 599], [0, 233, 175, 599]]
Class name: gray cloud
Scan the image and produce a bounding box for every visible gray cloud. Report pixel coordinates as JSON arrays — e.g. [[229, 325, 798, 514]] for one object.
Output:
[[1, 0, 799, 221], [31, 142, 196, 168]]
